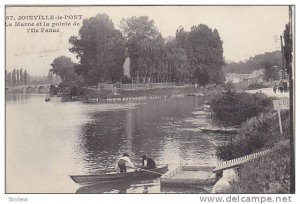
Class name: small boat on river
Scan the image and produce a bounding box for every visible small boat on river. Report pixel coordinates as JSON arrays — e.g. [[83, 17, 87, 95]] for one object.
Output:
[[201, 127, 238, 134], [70, 165, 168, 186]]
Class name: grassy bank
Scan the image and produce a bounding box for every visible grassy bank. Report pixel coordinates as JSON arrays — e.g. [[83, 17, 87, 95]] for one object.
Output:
[[210, 90, 292, 193], [229, 141, 290, 193]]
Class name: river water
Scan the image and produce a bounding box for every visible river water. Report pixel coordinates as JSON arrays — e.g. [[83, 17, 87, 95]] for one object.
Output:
[[6, 93, 227, 193]]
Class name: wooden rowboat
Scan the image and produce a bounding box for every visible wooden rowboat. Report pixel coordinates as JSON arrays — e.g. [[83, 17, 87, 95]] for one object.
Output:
[[201, 127, 238, 134], [70, 165, 168, 186]]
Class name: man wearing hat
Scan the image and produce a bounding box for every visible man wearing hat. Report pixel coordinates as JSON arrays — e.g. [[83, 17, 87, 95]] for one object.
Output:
[[116, 153, 135, 173]]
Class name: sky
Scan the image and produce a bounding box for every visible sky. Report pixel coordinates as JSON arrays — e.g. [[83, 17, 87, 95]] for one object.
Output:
[[6, 6, 289, 76]]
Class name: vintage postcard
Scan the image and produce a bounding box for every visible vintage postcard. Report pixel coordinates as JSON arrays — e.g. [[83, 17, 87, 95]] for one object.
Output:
[[5, 5, 294, 198]]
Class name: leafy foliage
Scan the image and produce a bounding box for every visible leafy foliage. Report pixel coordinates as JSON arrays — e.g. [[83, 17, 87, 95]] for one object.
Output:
[[50, 56, 83, 95], [69, 14, 126, 85], [216, 111, 290, 161], [6, 68, 29, 86], [283, 23, 292, 75], [176, 25, 226, 85], [247, 83, 269, 90], [210, 92, 273, 126], [120, 16, 165, 82], [120, 18, 225, 84], [224, 81, 236, 93], [164, 39, 189, 82], [229, 141, 290, 193], [262, 63, 280, 81]]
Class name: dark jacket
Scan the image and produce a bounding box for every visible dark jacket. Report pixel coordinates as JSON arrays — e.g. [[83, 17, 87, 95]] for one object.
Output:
[[142, 158, 156, 169]]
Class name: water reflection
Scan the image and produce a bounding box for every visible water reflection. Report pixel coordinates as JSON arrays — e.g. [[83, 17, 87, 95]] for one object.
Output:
[[6, 94, 224, 193], [78, 98, 198, 174], [76, 182, 132, 194], [76, 180, 159, 194], [6, 93, 30, 103]]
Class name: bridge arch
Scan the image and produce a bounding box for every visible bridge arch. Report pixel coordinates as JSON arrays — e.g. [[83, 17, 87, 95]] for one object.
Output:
[[38, 85, 47, 93], [26, 86, 35, 93]]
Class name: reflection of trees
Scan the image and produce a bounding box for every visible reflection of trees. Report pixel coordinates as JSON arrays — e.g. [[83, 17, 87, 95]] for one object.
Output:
[[79, 98, 196, 173], [6, 93, 29, 103], [125, 109, 133, 156], [79, 111, 127, 171]]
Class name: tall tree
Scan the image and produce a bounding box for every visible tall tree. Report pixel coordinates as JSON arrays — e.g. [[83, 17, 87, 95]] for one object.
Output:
[[175, 25, 225, 85], [27, 72, 30, 85], [175, 26, 188, 48], [23, 70, 27, 85], [283, 23, 292, 76], [46, 71, 54, 84], [20, 68, 23, 85], [164, 39, 189, 82], [12, 69, 16, 86], [263, 63, 280, 81], [16, 69, 20, 86], [7, 72, 11, 86], [69, 14, 126, 85], [50, 56, 83, 91], [50, 56, 77, 80], [188, 25, 225, 84], [120, 16, 162, 82]]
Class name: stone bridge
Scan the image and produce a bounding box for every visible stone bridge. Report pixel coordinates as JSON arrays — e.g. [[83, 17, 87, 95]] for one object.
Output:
[[24, 84, 51, 93], [7, 84, 59, 94]]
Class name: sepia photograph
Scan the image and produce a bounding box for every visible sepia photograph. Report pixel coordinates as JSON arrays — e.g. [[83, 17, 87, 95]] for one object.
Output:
[[5, 4, 295, 197]]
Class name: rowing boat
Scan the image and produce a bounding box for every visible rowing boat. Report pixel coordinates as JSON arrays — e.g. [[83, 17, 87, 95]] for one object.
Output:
[[201, 127, 238, 134], [70, 165, 168, 186]]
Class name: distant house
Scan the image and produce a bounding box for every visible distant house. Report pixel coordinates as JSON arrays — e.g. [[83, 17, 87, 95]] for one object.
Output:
[[226, 69, 265, 84], [248, 69, 265, 84], [226, 73, 251, 83]]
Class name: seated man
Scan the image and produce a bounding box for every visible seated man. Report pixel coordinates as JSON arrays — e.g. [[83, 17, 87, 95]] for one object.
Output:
[[115, 153, 135, 173], [141, 155, 156, 169]]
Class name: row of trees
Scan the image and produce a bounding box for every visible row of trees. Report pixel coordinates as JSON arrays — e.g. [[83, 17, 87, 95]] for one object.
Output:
[[224, 51, 283, 81], [64, 14, 226, 86], [6, 68, 30, 87], [224, 51, 283, 75]]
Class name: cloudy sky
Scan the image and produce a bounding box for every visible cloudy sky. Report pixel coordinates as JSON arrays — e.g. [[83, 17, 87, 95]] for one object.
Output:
[[6, 6, 289, 76]]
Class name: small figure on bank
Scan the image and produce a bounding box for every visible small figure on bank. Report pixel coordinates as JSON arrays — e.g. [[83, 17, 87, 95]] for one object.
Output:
[[141, 155, 156, 169], [115, 153, 135, 173], [283, 82, 288, 92], [278, 81, 284, 93], [273, 85, 277, 94]]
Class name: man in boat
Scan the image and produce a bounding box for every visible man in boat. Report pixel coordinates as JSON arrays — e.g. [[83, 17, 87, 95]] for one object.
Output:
[[115, 153, 135, 173], [141, 155, 156, 169]]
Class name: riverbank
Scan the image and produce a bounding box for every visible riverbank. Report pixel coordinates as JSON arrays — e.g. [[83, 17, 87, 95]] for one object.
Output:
[[81, 85, 224, 103], [210, 87, 291, 193]]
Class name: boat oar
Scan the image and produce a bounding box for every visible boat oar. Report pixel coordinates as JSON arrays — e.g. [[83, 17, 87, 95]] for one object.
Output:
[[128, 166, 164, 176]]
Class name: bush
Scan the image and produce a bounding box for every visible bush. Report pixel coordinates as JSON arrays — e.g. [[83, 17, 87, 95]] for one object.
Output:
[[210, 92, 273, 126], [231, 141, 290, 193], [247, 83, 269, 90], [216, 111, 290, 161], [224, 81, 236, 93]]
